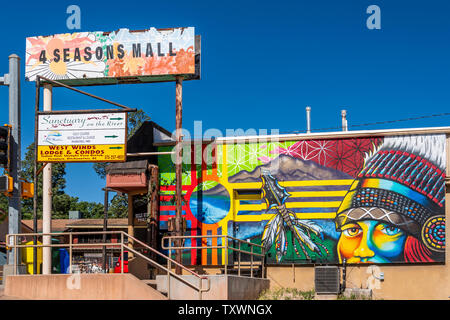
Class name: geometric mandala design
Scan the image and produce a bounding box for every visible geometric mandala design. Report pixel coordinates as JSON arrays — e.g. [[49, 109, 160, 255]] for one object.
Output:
[[422, 215, 445, 252]]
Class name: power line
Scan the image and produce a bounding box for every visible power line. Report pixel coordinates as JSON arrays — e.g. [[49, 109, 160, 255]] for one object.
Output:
[[279, 111, 450, 135]]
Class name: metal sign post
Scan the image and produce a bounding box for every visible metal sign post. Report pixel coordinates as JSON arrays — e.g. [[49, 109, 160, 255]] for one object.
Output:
[[0, 54, 22, 270], [33, 75, 136, 274]]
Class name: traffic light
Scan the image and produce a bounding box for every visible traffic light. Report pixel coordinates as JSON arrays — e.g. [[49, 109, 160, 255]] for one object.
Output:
[[0, 125, 11, 170], [0, 125, 13, 197], [0, 174, 13, 194]]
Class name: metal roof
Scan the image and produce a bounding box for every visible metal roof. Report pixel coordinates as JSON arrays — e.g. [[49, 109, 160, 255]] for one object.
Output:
[[153, 126, 450, 146], [106, 159, 148, 175], [215, 126, 450, 144]]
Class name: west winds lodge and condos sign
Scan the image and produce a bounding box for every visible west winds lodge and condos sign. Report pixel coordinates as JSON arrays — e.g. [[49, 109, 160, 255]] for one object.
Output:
[[25, 27, 199, 85]]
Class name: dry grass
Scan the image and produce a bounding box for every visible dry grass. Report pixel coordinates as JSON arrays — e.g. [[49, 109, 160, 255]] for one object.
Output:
[[258, 287, 315, 300]]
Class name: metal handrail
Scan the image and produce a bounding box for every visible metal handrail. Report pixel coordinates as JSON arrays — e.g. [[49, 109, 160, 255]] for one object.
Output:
[[6, 231, 210, 300], [162, 234, 265, 279], [124, 232, 210, 299]]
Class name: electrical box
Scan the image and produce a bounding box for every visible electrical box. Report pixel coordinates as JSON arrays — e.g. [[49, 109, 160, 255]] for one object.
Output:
[[21, 181, 34, 198]]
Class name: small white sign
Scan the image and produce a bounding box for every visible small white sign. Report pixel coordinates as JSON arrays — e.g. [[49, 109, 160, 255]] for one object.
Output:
[[38, 128, 126, 146], [37, 112, 128, 163], [38, 113, 126, 131]]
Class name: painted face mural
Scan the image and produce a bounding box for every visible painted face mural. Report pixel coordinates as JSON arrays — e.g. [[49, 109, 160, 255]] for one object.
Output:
[[158, 134, 445, 265], [335, 134, 446, 263], [337, 220, 408, 263]]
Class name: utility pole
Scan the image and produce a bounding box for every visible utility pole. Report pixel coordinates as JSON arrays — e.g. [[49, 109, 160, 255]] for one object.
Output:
[[42, 84, 52, 274], [7, 54, 21, 268]]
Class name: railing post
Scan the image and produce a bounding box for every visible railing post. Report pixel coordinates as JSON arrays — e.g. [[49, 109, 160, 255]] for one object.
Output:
[[120, 232, 124, 274], [167, 237, 171, 300], [261, 249, 265, 279], [13, 235, 16, 275], [69, 233, 72, 273], [225, 237, 228, 276], [238, 241, 241, 277], [198, 277, 202, 300], [250, 245, 254, 278]]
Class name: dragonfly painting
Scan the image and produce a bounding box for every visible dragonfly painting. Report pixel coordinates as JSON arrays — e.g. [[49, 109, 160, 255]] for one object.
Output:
[[261, 169, 329, 262]]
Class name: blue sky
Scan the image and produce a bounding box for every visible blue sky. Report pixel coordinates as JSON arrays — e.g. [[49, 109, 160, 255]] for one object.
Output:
[[0, 0, 449, 204]]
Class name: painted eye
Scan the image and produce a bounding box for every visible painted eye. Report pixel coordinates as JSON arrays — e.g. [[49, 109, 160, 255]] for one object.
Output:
[[381, 226, 402, 236], [343, 227, 362, 237]]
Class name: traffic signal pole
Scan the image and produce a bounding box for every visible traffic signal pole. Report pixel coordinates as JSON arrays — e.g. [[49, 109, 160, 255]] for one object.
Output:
[[7, 54, 21, 268]]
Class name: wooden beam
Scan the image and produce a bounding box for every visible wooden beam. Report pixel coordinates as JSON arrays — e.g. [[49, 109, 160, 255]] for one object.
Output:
[[175, 76, 183, 274], [148, 164, 160, 261], [127, 194, 134, 258]]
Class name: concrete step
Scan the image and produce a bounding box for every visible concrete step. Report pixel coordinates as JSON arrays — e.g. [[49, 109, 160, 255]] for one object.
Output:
[[5, 274, 168, 300], [141, 279, 167, 297], [141, 279, 157, 289], [154, 274, 270, 300]]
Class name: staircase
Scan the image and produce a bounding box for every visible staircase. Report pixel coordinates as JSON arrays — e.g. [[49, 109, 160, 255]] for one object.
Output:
[[126, 234, 268, 300], [118, 234, 211, 300]]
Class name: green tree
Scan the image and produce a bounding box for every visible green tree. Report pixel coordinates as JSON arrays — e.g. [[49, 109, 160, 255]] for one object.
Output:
[[92, 109, 150, 217], [93, 109, 150, 179], [0, 141, 110, 222], [108, 194, 128, 218], [0, 194, 8, 222], [20, 143, 105, 220], [71, 199, 104, 218], [21, 142, 71, 219]]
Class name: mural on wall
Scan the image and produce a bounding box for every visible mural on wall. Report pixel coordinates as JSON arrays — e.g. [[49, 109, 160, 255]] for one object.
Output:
[[158, 134, 446, 265]]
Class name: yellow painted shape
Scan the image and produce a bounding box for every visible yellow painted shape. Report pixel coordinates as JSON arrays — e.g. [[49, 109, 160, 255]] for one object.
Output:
[[280, 180, 354, 186], [289, 191, 347, 197], [235, 212, 337, 221], [238, 201, 341, 212], [229, 179, 353, 189]]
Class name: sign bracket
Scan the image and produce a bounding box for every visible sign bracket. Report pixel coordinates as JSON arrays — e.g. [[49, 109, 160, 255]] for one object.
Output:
[[36, 75, 137, 113]]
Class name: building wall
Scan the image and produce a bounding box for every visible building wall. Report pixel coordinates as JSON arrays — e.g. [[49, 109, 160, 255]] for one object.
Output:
[[157, 132, 448, 299]]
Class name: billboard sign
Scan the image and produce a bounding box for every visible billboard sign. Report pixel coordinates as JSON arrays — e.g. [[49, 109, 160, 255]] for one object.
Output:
[[26, 27, 199, 85], [37, 112, 127, 162]]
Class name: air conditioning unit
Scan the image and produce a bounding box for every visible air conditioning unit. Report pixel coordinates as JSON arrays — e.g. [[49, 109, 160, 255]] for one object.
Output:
[[314, 266, 340, 295]]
